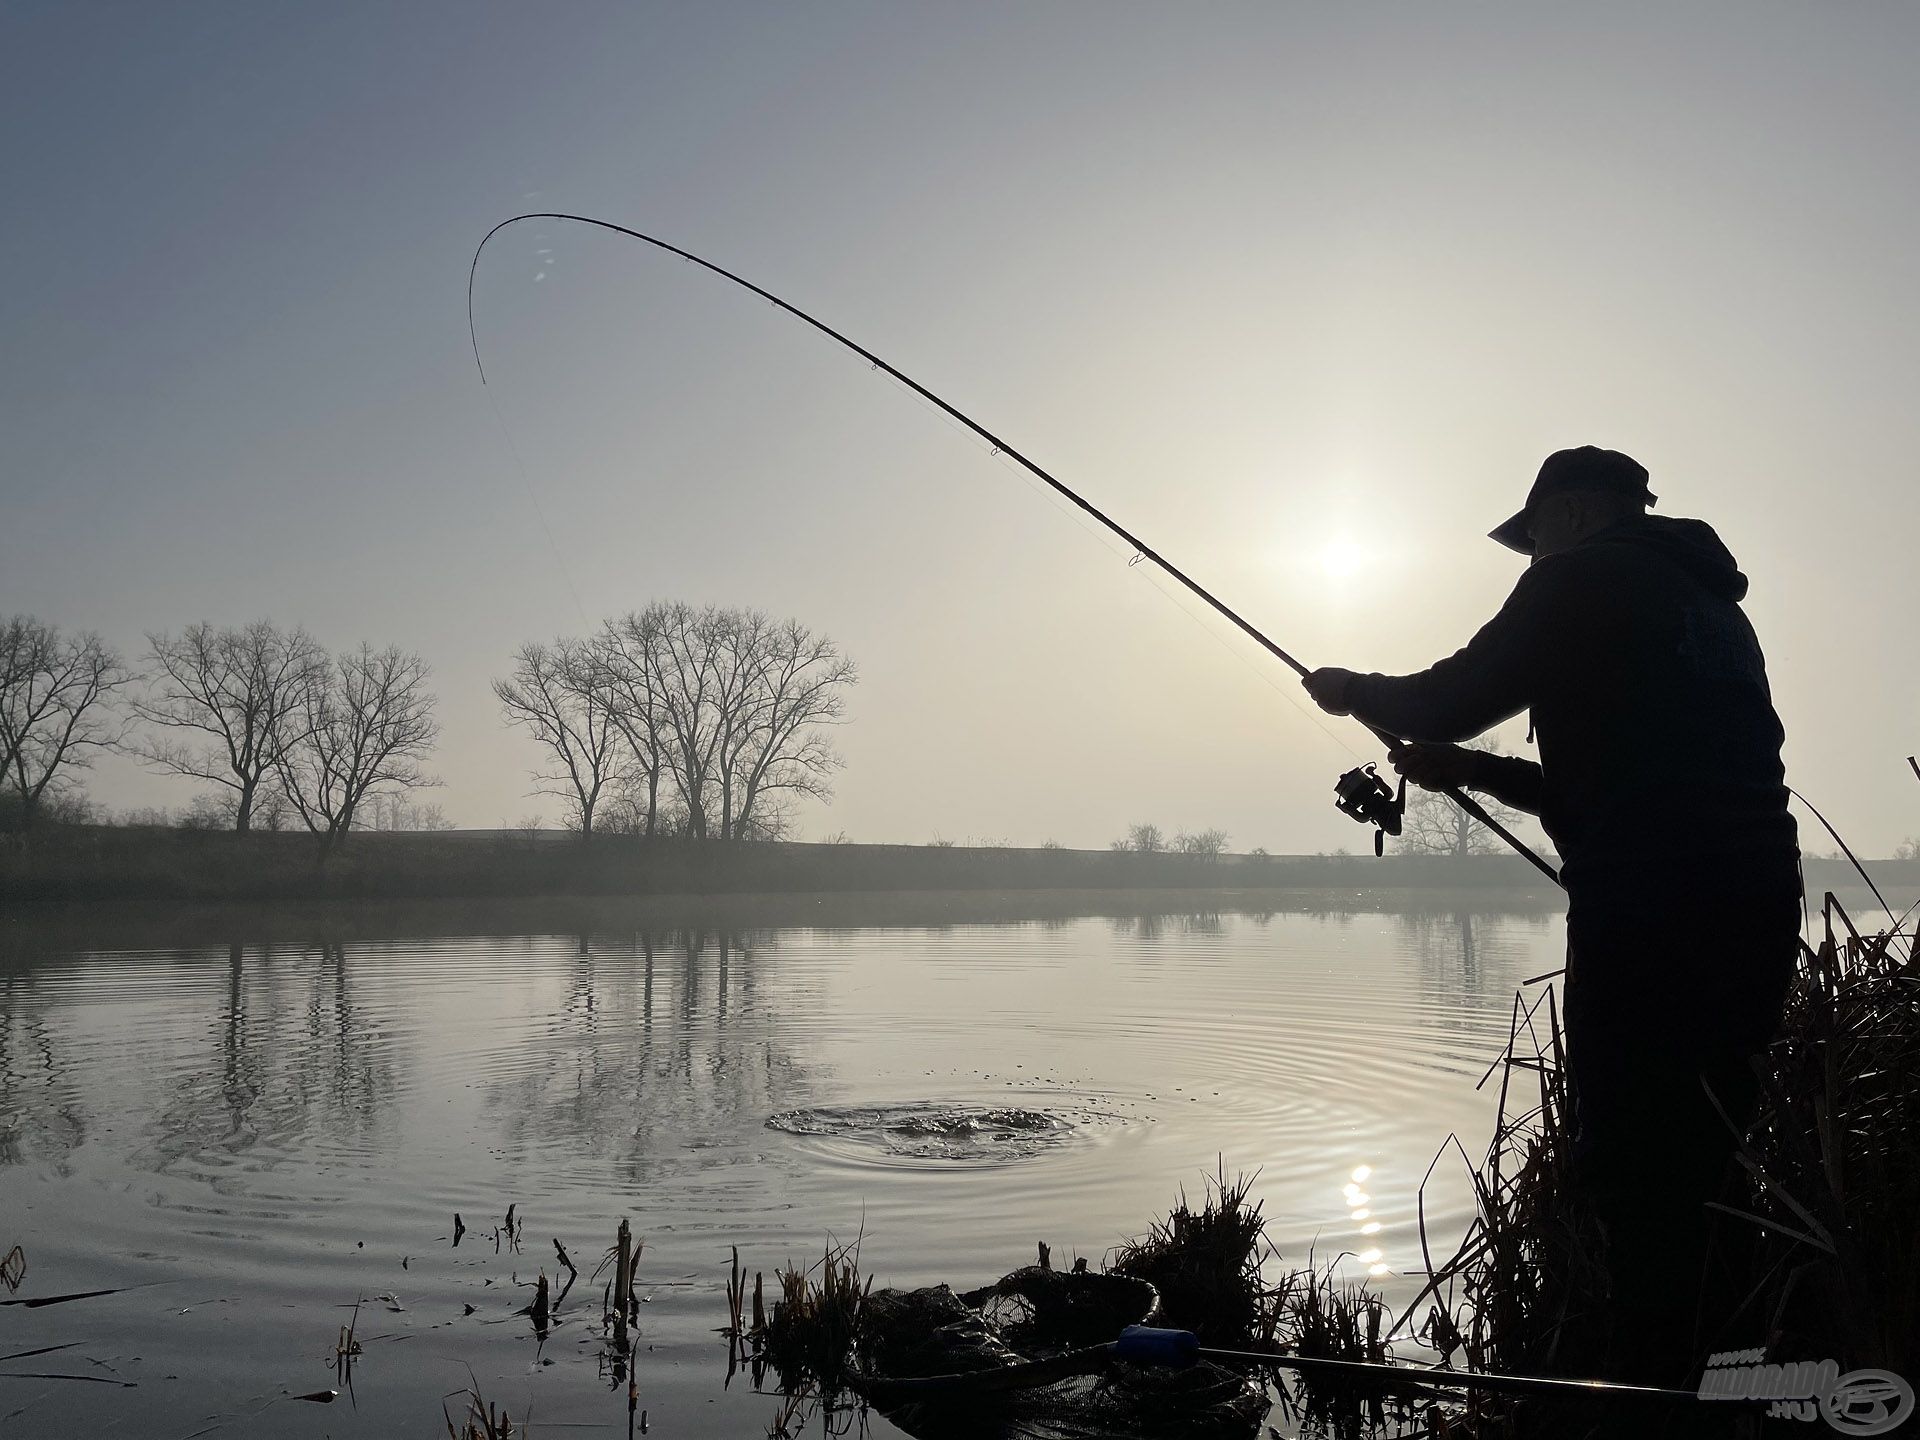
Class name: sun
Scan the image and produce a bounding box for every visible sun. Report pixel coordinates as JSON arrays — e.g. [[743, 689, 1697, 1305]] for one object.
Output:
[[1317, 535, 1369, 582]]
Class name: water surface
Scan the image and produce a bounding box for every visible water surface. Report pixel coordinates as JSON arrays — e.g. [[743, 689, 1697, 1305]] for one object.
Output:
[[0, 892, 1562, 1436]]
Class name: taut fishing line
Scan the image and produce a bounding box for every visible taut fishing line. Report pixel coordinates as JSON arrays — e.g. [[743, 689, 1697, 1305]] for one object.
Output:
[[855, 366, 1367, 760], [467, 212, 1558, 882], [474, 369, 590, 628]]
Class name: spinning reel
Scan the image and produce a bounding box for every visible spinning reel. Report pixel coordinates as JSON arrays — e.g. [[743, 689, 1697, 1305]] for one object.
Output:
[[1334, 763, 1406, 856]]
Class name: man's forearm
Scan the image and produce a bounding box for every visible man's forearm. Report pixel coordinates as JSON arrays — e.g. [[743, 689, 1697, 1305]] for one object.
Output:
[[1345, 671, 1507, 745], [1467, 752, 1546, 815]]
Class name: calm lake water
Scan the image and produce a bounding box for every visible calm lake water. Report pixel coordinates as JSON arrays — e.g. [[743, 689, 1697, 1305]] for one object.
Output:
[[0, 892, 1566, 1437]]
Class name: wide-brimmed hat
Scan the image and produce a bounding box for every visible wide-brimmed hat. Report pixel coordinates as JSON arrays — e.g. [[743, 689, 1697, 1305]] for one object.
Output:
[[1490, 446, 1657, 553]]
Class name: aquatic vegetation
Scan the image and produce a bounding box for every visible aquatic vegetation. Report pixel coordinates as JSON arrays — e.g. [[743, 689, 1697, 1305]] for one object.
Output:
[[443, 1376, 519, 1439], [1404, 890, 1919, 1434], [1733, 893, 1918, 1377], [1109, 1165, 1276, 1347], [1262, 1256, 1404, 1438], [759, 1238, 871, 1392]]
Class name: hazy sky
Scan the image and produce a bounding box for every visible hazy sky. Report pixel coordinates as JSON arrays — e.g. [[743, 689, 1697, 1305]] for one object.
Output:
[[4, 3, 1917, 853]]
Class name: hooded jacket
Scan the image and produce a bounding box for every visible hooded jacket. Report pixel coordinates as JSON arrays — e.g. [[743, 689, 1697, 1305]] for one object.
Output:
[[1344, 515, 1798, 894]]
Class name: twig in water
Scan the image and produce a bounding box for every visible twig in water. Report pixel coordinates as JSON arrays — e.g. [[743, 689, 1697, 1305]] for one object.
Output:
[[335, 1298, 364, 1382], [552, 1239, 579, 1310], [528, 1271, 552, 1336]]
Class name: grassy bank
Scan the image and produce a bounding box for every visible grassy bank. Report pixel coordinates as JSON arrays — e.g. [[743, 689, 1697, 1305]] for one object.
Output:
[[1, 824, 1910, 906]]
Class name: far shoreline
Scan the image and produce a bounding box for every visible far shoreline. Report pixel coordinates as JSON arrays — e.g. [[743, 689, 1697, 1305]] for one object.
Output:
[[1, 825, 1908, 917]]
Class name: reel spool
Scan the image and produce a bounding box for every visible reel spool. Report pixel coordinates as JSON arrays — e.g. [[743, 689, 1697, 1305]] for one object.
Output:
[[1334, 763, 1406, 856]]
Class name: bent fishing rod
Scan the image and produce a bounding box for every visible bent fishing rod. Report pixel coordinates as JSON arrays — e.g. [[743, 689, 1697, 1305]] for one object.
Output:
[[468, 214, 1561, 887]]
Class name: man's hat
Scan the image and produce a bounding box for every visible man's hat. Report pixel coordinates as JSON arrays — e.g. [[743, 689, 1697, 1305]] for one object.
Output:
[[1489, 446, 1657, 554]]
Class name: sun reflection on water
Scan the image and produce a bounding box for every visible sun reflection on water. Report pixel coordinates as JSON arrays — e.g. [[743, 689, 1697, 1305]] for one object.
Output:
[[1342, 1162, 1393, 1278]]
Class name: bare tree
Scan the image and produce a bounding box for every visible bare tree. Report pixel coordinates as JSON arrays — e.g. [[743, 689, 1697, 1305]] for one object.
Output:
[[592, 603, 854, 841], [649, 603, 736, 840], [132, 622, 327, 831], [1174, 828, 1230, 858], [714, 613, 855, 841], [0, 616, 132, 825], [358, 794, 453, 831], [1114, 822, 1165, 853], [276, 644, 438, 855], [493, 639, 626, 836], [594, 611, 674, 836], [179, 786, 292, 832]]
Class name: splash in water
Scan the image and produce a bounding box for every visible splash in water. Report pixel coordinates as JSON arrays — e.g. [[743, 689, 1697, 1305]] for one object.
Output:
[[767, 1102, 1098, 1163]]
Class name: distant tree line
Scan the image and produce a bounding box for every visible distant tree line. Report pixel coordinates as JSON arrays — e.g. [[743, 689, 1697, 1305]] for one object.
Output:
[[1, 614, 437, 852], [1111, 823, 1230, 857], [494, 602, 856, 840]]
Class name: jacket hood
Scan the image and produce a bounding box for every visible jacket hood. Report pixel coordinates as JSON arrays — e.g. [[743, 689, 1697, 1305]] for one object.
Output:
[[1590, 514, 1750, 601]]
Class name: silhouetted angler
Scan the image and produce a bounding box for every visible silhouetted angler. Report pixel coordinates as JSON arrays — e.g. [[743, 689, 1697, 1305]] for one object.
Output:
[[1304, 446, 1800, 1391]]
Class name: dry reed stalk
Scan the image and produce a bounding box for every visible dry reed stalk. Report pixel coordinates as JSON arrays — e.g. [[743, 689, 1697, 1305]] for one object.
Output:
[[1725, 893, 1918, 1377], [551, 1239, 578, 1310], [614, 1219, 631, 1318], [725, 1245, 745, 1337], [443, 1378, 518, 1439], [1396, 882, 1918, 1437]]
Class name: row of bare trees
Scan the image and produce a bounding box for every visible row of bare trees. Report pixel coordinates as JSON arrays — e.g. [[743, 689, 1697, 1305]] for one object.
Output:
[[1111, 823, 1231, 856], [1, 615, 438, 851], [494, 602, 857, 840]]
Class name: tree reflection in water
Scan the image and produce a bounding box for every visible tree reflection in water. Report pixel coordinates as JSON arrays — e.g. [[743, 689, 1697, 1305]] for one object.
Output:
[[144, 941, 400, 1174], [0, 970, 89, 1165], [480, 928, 813, 1181]]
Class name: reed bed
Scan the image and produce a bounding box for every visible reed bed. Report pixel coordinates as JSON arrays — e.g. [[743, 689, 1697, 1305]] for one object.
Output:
[[1728, 894, 1918, 1377], [1400, 890, 1918, 1437]]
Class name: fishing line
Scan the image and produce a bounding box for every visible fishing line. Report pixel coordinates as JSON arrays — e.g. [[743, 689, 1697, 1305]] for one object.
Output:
[[473, 375, 591, 628], [467, 213, 1555, 881], [859, 358, 1366, 761]]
